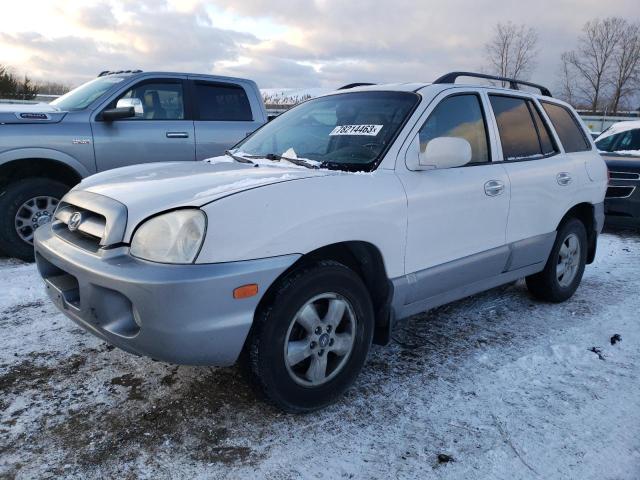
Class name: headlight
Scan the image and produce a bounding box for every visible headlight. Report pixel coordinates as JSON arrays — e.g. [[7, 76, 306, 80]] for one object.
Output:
[[130, 209, 206, 263]]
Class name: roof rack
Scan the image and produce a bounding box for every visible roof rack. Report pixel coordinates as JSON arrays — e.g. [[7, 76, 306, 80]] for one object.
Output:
[[338, 83, 376, 90], [433, 71, 552, 97], [98, 70, 143, 77]]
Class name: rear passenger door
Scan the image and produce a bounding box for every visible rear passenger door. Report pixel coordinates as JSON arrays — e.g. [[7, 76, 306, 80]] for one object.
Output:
[[488, 94, 579, 245], [189, 79, 264, 160]]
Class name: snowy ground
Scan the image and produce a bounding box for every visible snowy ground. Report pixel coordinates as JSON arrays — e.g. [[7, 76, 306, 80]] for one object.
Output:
[[1, 230, 639, 479]]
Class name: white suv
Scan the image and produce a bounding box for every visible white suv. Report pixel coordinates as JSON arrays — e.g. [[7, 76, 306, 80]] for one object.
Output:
[[34, 72, 607, 412]]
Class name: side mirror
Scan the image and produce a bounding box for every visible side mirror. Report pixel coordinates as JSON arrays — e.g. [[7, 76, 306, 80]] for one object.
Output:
[[420, 137, 472, 169], [116, 97, 144, 115], [102, 107, 135, 122]]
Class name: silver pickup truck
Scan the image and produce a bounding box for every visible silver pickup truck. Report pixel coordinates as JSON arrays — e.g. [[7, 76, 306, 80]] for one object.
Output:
[[0, 70, 267, 260]]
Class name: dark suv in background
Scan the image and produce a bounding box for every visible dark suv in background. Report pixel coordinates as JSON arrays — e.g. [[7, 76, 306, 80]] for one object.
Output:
[[595, 122, 640, 227]]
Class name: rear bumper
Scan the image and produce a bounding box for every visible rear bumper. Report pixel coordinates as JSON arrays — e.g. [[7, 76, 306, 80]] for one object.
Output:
[[34, 225, 299, 366]]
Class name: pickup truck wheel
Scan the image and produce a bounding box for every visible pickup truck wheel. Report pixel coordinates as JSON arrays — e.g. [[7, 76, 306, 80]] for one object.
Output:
[[246, 260, 374, 413], [0, 178, 68, 261], [526, 218, 587, 303]]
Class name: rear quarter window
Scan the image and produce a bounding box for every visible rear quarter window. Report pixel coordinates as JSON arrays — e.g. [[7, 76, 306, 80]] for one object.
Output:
[[541, 102, 591, 153]]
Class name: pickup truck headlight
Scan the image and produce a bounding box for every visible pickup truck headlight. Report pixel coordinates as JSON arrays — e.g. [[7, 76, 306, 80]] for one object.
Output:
[[130, 209, 206, 264]]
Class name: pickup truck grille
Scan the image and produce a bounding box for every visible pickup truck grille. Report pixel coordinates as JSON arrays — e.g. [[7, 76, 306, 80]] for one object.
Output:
[[51, 190, 127, 253]]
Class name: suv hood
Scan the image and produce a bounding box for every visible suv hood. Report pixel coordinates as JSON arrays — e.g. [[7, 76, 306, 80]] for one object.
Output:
[[0, 103, 66, 124], [77, 158, 336, 237]]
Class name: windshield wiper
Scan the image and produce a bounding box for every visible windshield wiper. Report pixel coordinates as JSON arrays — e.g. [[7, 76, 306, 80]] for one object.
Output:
[[260, 153, 319, 169], [224, 150, 254, 164]]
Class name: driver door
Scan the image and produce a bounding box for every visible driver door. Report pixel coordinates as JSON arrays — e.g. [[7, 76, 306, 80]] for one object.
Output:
[[91, 78, 195, 171], [396, 91, 511, 305]]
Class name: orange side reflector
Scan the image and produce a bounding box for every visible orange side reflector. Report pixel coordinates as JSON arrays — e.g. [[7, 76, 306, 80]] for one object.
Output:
[[233, 284, 258, 299]]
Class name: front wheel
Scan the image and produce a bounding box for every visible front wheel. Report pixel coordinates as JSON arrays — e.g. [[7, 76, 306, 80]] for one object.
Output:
[[526, 218, 587, 302], [0, 178, 68, 261], [245, 260, 374, 413]]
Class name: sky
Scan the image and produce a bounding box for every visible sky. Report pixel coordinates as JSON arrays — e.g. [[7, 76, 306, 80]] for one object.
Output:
[[0, 0, 638, 92]]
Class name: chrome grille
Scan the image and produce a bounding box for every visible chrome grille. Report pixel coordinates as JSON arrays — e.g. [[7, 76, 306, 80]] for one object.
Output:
[[609, 171, 640, 181], [51, 190, 128, 252], [53, 204, 106, 252], [606, 186, 636, 199]]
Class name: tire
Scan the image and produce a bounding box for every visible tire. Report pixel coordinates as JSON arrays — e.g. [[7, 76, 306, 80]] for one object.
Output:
[[0, 178, 69, 262], [245, 260, 374, 413], [526, 218, 587, 303]]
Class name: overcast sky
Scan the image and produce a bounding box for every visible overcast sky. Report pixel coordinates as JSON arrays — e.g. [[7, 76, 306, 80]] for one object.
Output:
[[0, 0, 638, 92]]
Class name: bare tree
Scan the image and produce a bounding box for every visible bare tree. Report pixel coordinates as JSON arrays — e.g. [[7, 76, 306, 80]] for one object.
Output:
[[557, 54, 578, 106], [484, 22, 539, 80], [563, 18, 625, 113], [610, 22, 640, 112]]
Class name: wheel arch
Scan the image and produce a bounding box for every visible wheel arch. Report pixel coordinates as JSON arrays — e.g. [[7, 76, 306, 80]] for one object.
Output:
[[0, 150, 88, 189], [557, 202, 597, 264], [256, 241, 394, 346]]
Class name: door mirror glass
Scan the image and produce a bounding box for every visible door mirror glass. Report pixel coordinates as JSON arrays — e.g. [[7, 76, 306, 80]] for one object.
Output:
[[420, 137, 472, 169], [116, 97, 144, 116]]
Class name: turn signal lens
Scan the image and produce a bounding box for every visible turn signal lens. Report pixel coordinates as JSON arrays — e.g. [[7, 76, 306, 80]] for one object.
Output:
[[233, 284, 258, 299]]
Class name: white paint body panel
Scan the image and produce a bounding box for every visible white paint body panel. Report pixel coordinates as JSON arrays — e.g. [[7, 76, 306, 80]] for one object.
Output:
[[199, 171, 408, 277], [64, 84, 607, 287], [76, 159, 334, 241]]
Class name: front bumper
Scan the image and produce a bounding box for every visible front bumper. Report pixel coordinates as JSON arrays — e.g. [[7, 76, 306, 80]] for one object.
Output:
[[604, 196, 640, 226], [34, 225, 299, 366]]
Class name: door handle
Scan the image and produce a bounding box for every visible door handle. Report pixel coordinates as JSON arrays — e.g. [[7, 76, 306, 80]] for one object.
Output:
[[166, 131, 189, 139], [556, 172, 572, 186], [484, 180, 505, 196]]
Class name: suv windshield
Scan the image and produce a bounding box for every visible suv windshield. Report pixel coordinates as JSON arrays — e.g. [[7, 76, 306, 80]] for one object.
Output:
[[234, 91, 419, 170], [50, 76, 126, 111]]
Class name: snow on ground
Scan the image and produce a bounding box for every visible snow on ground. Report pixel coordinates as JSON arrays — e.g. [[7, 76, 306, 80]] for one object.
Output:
[[1, 230, 639, 479]]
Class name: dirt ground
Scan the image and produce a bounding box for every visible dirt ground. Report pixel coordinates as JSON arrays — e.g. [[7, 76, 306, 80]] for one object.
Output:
[[1, 229, 639, 479]]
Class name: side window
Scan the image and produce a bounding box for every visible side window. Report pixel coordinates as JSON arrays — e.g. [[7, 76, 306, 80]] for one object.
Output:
[[194, 82, 253, 121], [595, 132, 618, 152], [541, 101, 590, 153], [116, 82, 184, 120], [489, 95, 543, 160], [529, 103, 557, 155], [418, 94, 490, 164], [615, 129, 640, 152]]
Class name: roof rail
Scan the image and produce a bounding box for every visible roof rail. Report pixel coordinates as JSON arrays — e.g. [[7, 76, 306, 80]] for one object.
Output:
[[98, 70, 143, 77], [433, 71, 552, 97], [338, 83, 376, 90]]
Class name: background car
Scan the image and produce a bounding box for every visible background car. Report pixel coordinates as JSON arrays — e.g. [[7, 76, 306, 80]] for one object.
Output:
[[595, 121, 640, 227], [0, 70, 267, 260]]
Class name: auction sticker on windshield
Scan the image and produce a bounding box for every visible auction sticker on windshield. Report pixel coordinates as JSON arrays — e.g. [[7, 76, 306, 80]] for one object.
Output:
[[329, 125, 383, 136]]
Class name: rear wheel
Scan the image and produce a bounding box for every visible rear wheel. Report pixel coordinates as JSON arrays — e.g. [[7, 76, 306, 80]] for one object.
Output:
[[526, 218, 587, 302], [0, 178, 68, 261], [245, 260, 374, 413]]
